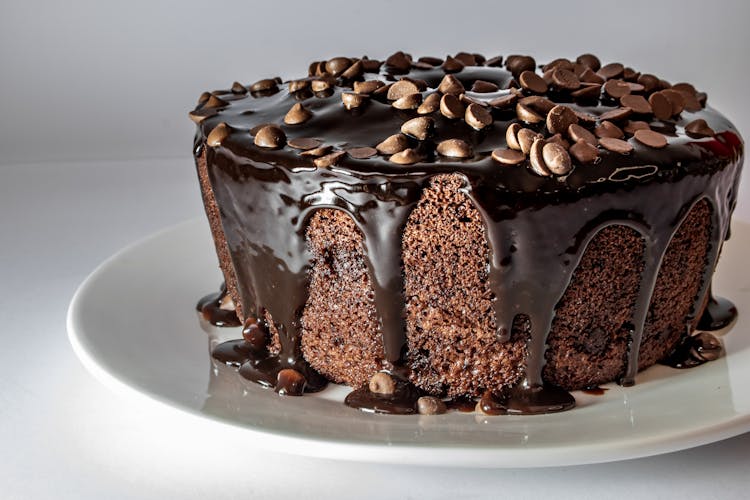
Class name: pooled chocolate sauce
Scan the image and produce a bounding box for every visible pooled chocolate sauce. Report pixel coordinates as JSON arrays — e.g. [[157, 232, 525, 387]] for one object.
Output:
[[196, 283, 241, 327], [195, 55, 743, 415], [478, 384, 576, 415], [698, 288, 738, 331], [344, 377, 423, 414], [660, 331, 723, 369], [582, 386, 608, 396]]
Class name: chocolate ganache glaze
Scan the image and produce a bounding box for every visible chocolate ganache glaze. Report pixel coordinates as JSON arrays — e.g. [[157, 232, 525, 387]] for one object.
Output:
[[191, 52, 743, 415]]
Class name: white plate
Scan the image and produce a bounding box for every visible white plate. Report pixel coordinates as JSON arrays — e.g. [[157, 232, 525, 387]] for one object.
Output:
[[67, 217, 750, 468]]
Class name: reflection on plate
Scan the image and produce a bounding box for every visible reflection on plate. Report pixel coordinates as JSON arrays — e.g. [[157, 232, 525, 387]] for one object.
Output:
[[67, 218, 750, 468]]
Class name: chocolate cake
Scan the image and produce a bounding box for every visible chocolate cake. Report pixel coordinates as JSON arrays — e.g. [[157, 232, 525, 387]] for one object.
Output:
[[191, 52, 743, 415]]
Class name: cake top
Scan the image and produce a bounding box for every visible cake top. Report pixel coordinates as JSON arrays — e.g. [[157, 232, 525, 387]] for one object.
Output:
[[190, 51, 742, 194]]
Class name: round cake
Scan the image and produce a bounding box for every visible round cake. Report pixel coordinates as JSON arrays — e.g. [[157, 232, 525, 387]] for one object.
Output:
[[191, 51, 743, 415]]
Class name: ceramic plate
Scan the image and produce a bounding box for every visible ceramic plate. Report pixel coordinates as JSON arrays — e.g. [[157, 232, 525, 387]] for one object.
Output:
[[67, 218, 750, 468]]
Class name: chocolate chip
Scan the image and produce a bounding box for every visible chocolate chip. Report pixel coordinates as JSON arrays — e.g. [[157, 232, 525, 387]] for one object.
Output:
[[401, 116, 434, 140], [231, 81, 247, 94], [314, 150, 347, 167], [249, 123, 275, 136], [595, 120, 624, 139], [517, 128, 542, 155], [543, 58, 575, 72], [575, 111, 599, 125], [454, 52, 477, 66], [488, 92, 518, 109], [385, 51, 412, 73], [576, 53, 601, 71], [205, 94, 229, 108], [634, 128, 668, 148], [569, 139, 599, 164], [325, 57, 352, 76], [341, 92, 369, 110], [459, 93, 488, 108], [598, 107, 632, 121], [188, 108, 217, 124], [276, 368, 306, 396], [623, 67, 640, 81], [506, 123, 523, 150], [519, 70, 548, 93], [603, 79, 631, 98], [417, 396, 447, 415], [661, 89, 686, 116], [300, 145, 333, 157], [206, 122, 231, 147], [311, 78, 333, 92], [471, 80, 499, 93], [485, 55, 503, 67], [417, 93, 441, 114], [492, 148, 526, 165], [598, 62, 624, 80], [288, 79, 310, 92], [249, 78, 279, 92], [361, 57, 383, 72], [685, 118, 716, 137], [579, 68, 605, 85], [623, 120, 650, 135], [418, 56, 444, 66], [637, 73, 660, 93], [436, 139, 473, 158], [254, 125, 286, 149], [516, 102, 544, 124], [649, 91, 673, 120], [520, 95, 555, 114], [354, 80, 385, 94], [529, 138, 552, 176], [465, 103, 493, 130], [542, 142, 573, 175], [376, 134, 409, 154], [505, 55, 536, 76], [438, 74, 465, 95], [551, 68, 581, 90], [341, 60, 364, 80], [440, 94, 465, 119], [626, 82, 645, 93], [387, 79, 420, 100], [598, 137, 633, 154], [288, 137, 322, 150], [346, 146, 378, 159], [546, 133, 570, 150], [392, 93, 422, 110], [284, 103, 313, 124], [442, 55, 465, 73], [571, 84, 602, 99], [567, 123, 597, 145], [620, 94, 652, 114], [546, 105, 578, 135], [197, 91, 211, 105], [389, 148, 422, 165]]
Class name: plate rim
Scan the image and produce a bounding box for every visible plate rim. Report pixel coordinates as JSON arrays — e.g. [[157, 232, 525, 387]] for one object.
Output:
[[66, 218, 750, 468]]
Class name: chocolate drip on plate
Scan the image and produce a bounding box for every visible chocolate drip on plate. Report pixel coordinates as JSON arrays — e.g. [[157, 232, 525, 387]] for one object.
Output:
[[196, 282, 241, 327], [698, 287, 738, 331]]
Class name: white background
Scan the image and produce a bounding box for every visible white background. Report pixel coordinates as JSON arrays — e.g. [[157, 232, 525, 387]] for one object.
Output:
[[2, 1, 750, 498]]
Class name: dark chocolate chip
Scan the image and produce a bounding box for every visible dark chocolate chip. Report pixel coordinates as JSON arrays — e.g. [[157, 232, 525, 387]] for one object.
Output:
[[231, 82, 247, 94]]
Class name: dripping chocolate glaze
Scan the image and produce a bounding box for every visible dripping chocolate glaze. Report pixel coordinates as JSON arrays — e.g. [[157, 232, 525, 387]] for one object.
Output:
[[193, 56, 743, 413]]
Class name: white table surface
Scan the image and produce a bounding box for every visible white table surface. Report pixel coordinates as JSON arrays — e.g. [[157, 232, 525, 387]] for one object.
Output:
[[2, 158, 749, 500]]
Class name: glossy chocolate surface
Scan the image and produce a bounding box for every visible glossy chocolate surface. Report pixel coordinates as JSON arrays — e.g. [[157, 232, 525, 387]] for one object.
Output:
[[194, 54, 744, 414]]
